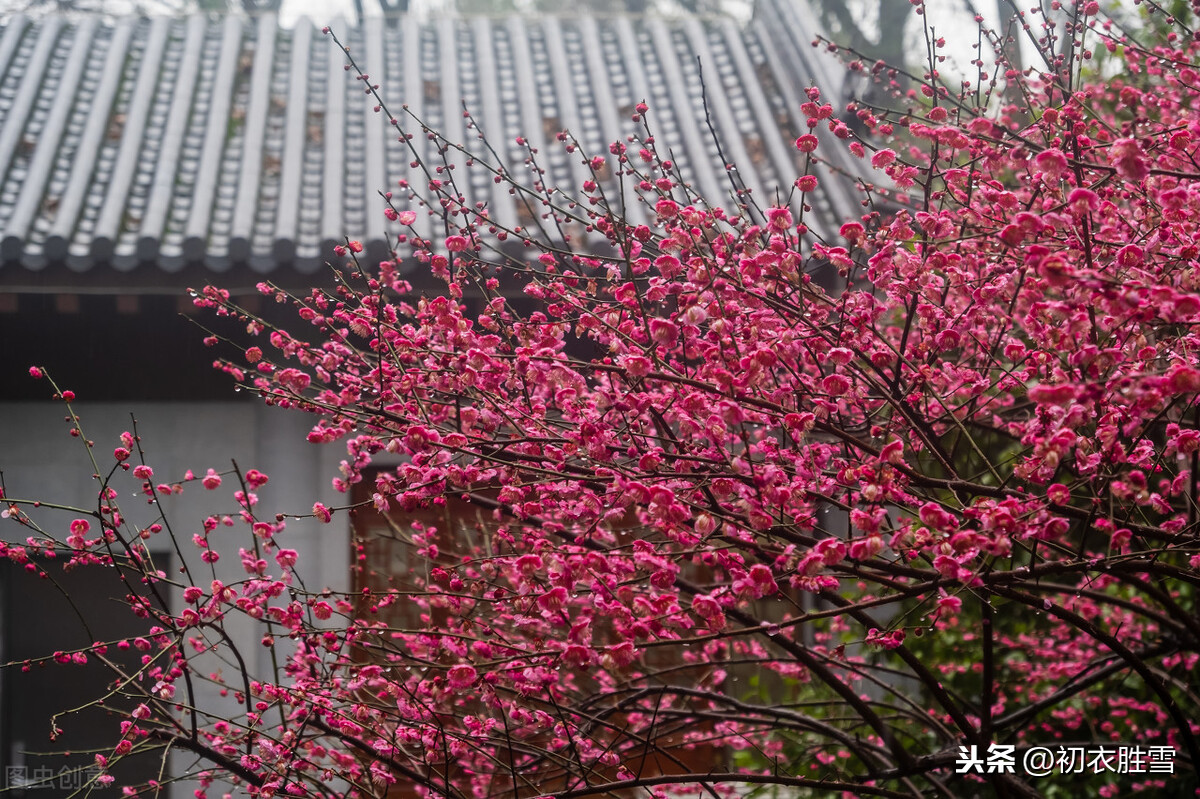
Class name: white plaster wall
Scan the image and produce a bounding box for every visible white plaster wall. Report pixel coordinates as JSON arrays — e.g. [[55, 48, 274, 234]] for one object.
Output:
[[0, 400, 350, 798]]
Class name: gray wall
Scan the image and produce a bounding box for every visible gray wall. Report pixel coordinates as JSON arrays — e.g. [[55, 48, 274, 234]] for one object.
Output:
[[0, 400, 349, 798]]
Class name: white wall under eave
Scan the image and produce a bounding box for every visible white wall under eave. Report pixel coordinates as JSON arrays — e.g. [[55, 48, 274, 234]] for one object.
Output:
[[0, 400, 350, 799]]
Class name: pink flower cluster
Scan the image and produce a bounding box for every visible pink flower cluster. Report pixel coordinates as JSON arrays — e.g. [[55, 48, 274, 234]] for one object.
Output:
[[9, 4, 1200, 797]]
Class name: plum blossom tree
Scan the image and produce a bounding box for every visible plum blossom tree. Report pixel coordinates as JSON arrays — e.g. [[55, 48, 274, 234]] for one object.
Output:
[[4, 1, 1200, 798]]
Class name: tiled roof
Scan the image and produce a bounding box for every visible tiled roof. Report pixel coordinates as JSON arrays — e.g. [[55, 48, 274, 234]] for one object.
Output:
[[0, 0, 863, 278]]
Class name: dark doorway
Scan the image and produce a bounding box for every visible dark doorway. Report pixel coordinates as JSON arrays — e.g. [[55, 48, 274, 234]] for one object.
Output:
[[1, 556, 169, 797]]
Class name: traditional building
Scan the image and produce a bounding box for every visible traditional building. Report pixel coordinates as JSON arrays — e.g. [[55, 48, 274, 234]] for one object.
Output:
[[0, 2, 861, 793]]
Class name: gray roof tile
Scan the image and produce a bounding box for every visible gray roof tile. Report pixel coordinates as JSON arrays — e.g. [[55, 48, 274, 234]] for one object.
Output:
[[0, 0, 864, 278]]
